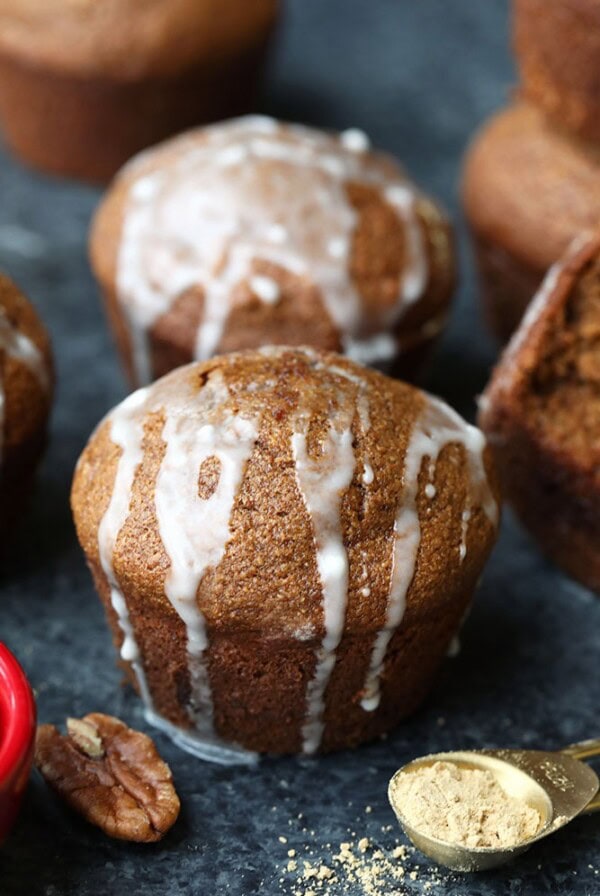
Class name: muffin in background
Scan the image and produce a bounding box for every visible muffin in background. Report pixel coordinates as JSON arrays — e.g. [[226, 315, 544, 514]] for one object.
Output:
[[463, 102, 600, 343], [72, 346, 499, 755], [0, 0, 279, 181], [479, 233, 600, 594], [90, 117, 455, 387], [515, 0, 600, 145], [0, 273, 53, 537]]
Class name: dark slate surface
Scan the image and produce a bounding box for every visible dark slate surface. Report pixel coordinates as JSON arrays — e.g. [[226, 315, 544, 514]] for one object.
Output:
[[1, 1, 599, 893]]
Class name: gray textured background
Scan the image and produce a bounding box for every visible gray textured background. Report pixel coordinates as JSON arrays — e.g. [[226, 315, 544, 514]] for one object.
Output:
[[2, 1, 599, 893]]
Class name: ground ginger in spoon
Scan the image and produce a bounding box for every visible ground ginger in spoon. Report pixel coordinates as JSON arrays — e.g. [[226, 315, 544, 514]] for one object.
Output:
[[390, 760, 542, 849]]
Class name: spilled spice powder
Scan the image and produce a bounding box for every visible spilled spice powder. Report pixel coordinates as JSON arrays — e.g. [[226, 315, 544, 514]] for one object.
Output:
[[276, 812, 450, 895]]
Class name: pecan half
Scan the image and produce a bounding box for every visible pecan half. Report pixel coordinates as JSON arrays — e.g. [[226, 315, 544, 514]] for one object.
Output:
[[35, 713, 180, 842]]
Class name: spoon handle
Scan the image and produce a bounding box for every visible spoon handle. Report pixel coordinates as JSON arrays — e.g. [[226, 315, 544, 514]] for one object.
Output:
[[561, 739, 600, 813], [561, 738, 600, 760]]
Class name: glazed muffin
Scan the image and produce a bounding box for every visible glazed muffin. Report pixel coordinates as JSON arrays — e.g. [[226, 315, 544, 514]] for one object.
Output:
[[479, 234, 600, 594], [0, 0, 278, 181], [71, 346, 499, 755], [0, 274, 53, 536], [514, 0, 600, 144], [90, 117, 456, 387], [463, 102, 600, 342]]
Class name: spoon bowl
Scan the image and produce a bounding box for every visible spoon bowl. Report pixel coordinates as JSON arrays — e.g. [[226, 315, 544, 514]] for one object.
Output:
[[388, 741, 600, 872]]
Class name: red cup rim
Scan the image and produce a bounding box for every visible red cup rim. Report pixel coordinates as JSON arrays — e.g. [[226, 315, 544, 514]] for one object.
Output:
[[0, 643, 36, 783]]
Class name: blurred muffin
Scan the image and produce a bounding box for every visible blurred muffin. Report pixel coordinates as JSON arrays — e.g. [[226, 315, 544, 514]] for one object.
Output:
[[515, 0, 600, 144], [0, 274, 53, 536], [463, 102, 600, 342], [479, 234, 600, 593], [90, 117, 456, 386], [72, 346, 499, 755], [0, 0, 279, 181]]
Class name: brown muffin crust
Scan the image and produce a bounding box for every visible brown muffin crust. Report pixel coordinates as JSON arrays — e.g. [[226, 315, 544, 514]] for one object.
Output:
[[479, 234, 600, 593], [72, 347, 498, 754], [0, 1, 278, 180], [463, 102, 600, 341], [514, 0, 600, 144], [90, 118, 455, 387], [0, 273, 53, 537]]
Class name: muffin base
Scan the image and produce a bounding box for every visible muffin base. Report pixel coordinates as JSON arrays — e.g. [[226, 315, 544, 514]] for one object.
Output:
[[495, 424, 600, 594], [99, 276, 447, 388], [0, 39, 272, 182], [89, 558, 475, 755]]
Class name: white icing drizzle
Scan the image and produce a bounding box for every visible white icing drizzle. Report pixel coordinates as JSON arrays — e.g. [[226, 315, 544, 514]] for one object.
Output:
[[249, 274, 281, 305], [362, 463, 374, 486], [97, 368, 260, 740], [97, 387, 154, 708], [344, 331, 397, 366], [360, 395, 498, 712], [292, 399, 356, 754], [154, 371, 259, 734], [340, 128, 371, 153], [144, 707, 258, 766], [116, 116, 429, 384], [385, 185, 428, 307], [459, 509, 471, 563], [278, 349, 374, 753], [0, 307, 50, 461]]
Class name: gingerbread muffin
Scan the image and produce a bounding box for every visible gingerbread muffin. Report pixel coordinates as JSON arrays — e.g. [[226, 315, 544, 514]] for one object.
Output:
[[463, 102, 600, 342], [0, 0, 278, 181], [71, 346, 499, 755], [515, 0, 600, 144], [479, 234, 600, 594], [90, 117, 455, 387], [0, 274, 53, 536]]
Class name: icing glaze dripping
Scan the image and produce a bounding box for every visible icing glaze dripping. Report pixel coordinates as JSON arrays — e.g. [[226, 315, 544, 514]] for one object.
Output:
[[292, 399, 356, 754], [154, 371, 259, 734], [283, 350, 373, 752], [97, 387, 154, 708], [96, 367, 261, 760], [360, 395, 497, 712], [249, 274, 281, 305], [0, 311, 49, 390], [340, 128, 371, 153], [144, 707, 258, 766], [116, 117, 429, 384], [459, 509, 471, 562]]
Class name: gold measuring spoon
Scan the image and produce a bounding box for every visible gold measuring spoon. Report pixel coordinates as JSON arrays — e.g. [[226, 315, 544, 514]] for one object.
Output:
[[388, 740, 600, 872]]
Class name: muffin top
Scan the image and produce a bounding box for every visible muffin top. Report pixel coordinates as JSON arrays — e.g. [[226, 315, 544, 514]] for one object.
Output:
[[0, 273, 53, 457], [72, 347, 498, 720], [0, 0, 278, 79], [91, 117, 454, 384]]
